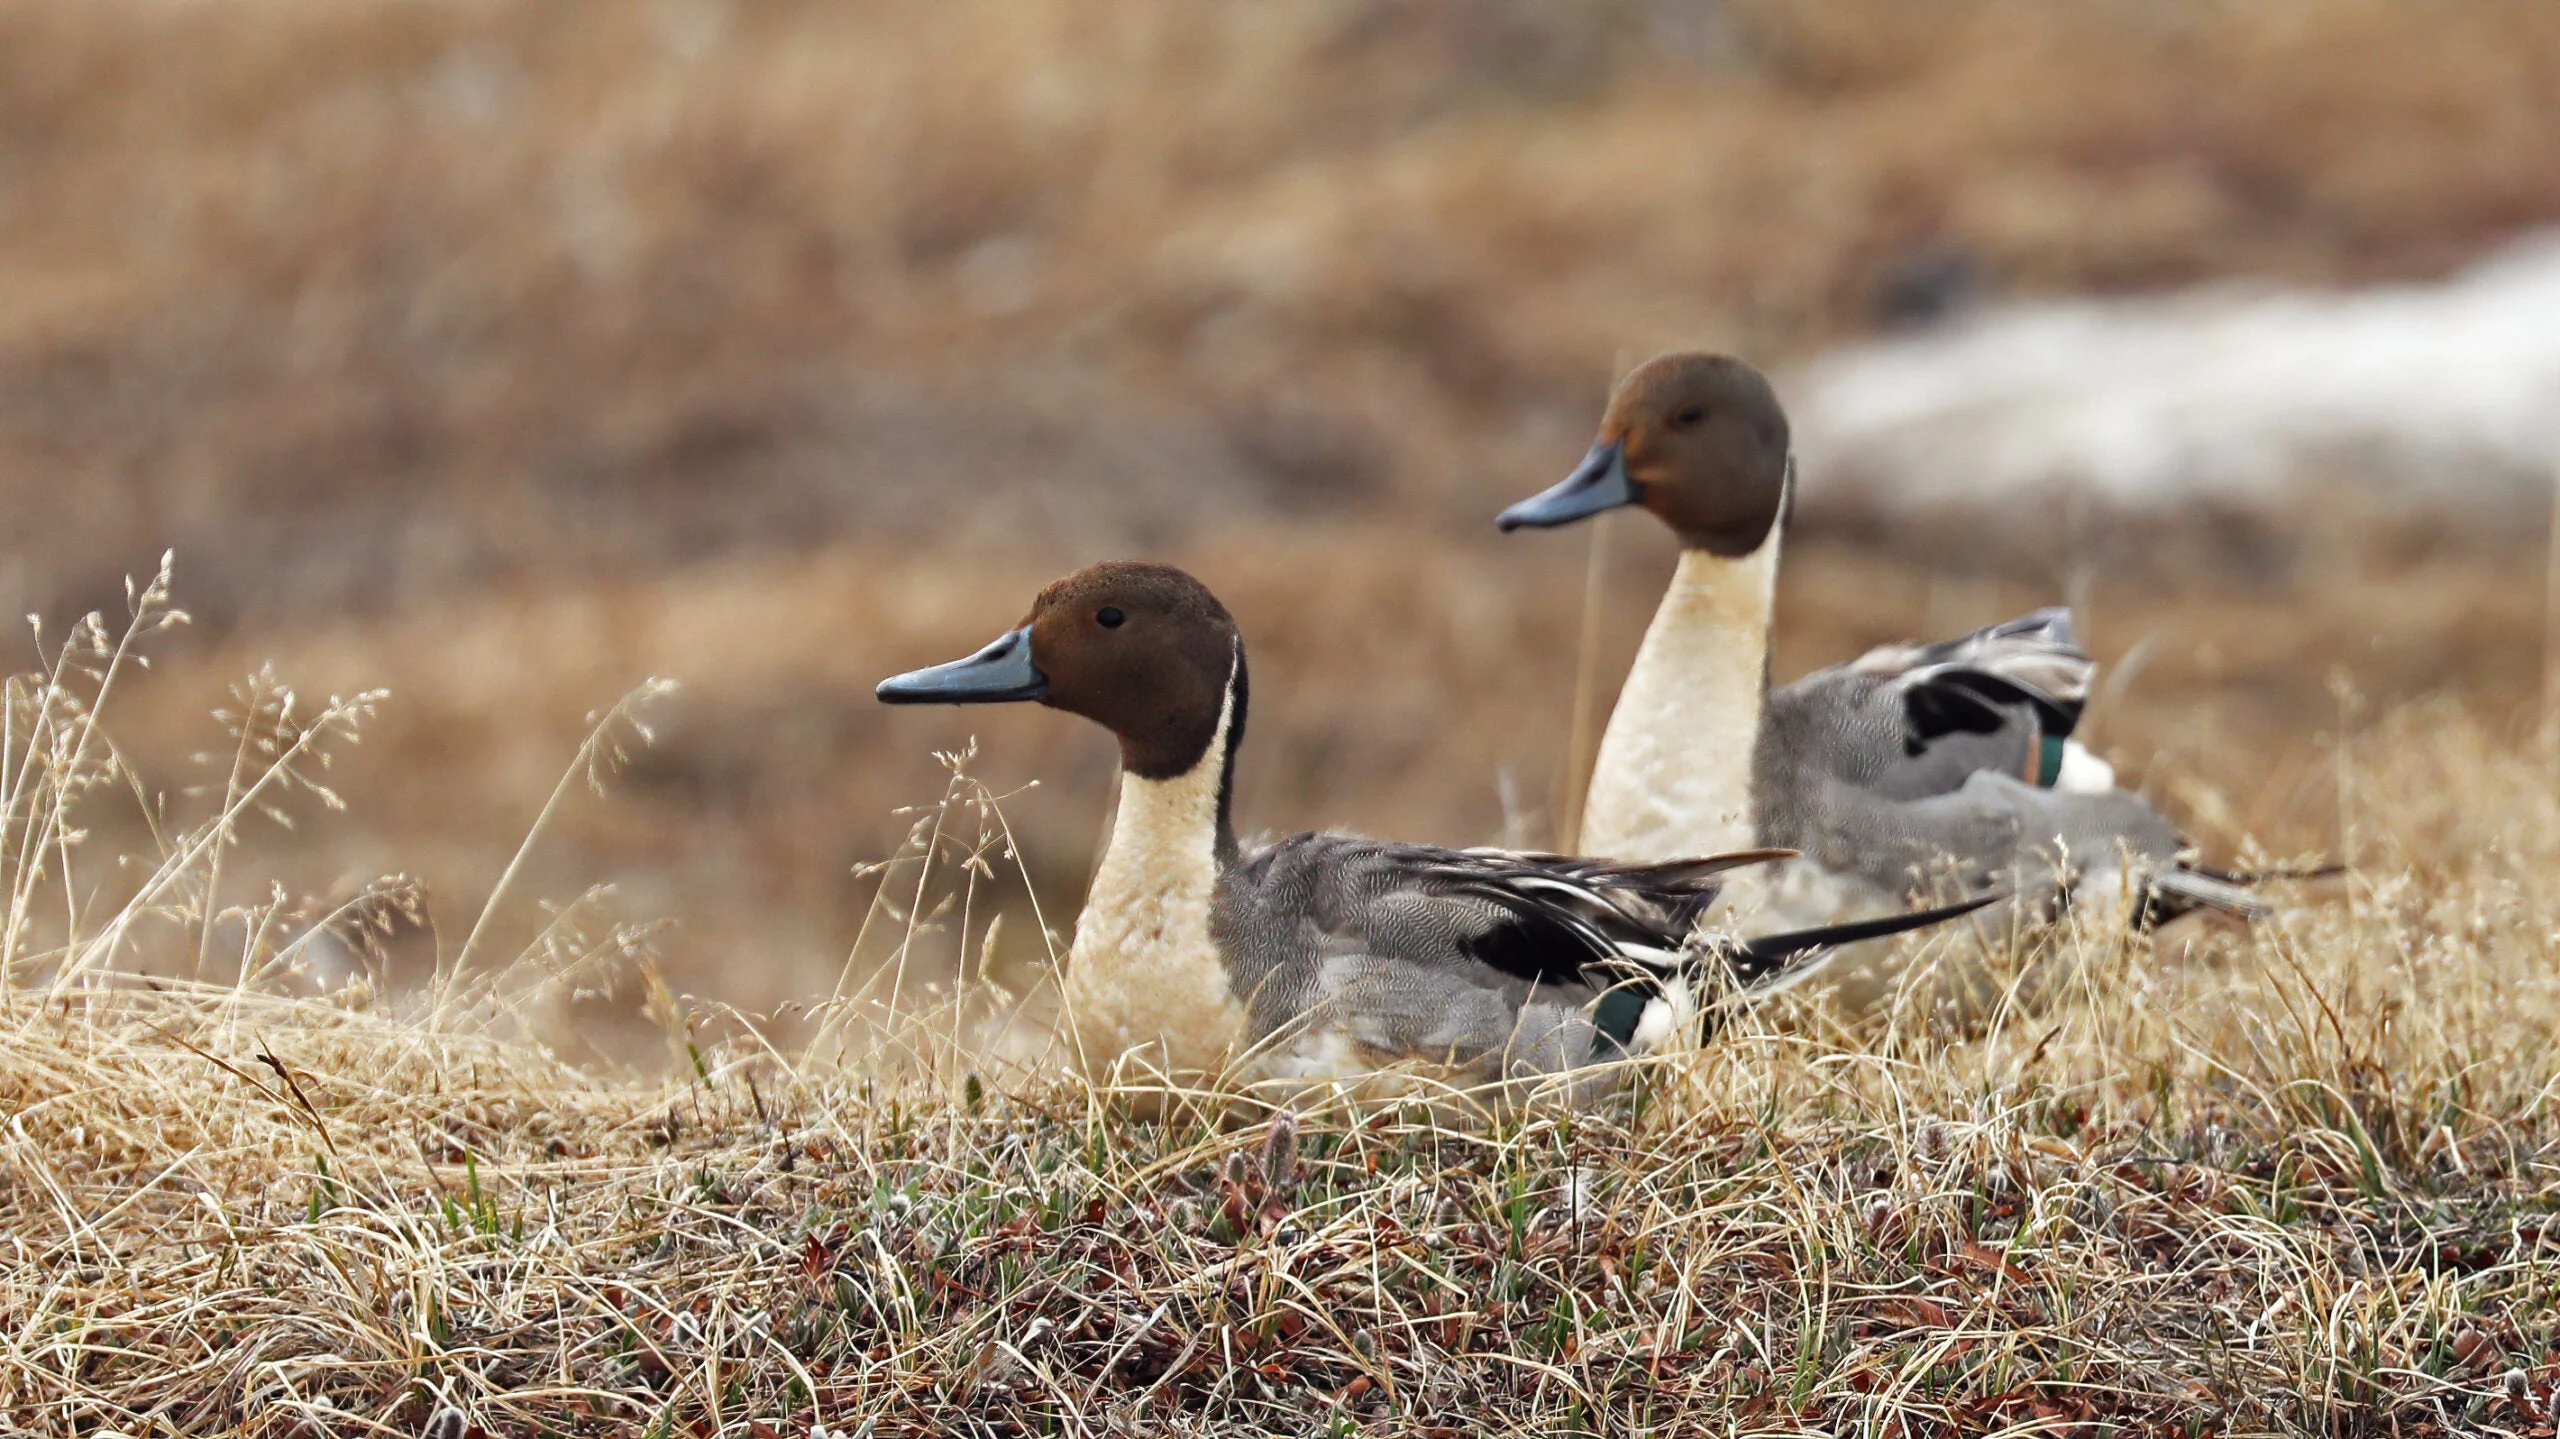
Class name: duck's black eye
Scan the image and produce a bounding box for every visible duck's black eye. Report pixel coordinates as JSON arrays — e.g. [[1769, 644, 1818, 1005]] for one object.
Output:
[[1096, 606, 1126, 629], [1674, 405, 1707, 427]]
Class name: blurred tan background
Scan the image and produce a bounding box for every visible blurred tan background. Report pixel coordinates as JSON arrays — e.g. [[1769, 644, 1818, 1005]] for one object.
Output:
[[8, 0, 2560, 1054]]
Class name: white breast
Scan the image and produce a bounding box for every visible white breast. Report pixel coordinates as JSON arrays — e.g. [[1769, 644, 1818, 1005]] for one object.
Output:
[[1579, 541, 1780, 861], [1059, 671, 1251, 1083], [2055, 740, 2117, 794]]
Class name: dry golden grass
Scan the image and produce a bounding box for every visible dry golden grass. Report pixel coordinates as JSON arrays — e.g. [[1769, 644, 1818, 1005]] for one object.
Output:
[[4, 569, 2560, 1436]]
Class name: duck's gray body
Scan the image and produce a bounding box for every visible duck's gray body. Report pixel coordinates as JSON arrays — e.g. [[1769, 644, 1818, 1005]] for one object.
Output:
[[1769, 610, 2090, 803], [1211, 833, 1738, 1094], [1751, 608, 2184, 918]]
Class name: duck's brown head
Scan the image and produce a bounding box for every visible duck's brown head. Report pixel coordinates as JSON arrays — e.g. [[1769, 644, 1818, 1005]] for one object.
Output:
[[877, 561, 1244, 781], [1497, 351, 1792, 556]]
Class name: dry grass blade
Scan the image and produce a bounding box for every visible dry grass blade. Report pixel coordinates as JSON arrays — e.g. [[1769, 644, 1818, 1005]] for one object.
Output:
[[444, 679, 677, 999]]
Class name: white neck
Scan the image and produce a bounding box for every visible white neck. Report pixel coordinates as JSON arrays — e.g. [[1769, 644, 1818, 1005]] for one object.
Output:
[[1577, 539, 1780, 861], [1060, 662, 1249, 1080]]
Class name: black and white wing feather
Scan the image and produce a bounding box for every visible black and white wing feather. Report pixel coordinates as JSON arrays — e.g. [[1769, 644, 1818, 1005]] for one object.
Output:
[[1774, 608, 2094, 802], [1290, 839, 1988, 997], [1877, 607, 2091, 744]]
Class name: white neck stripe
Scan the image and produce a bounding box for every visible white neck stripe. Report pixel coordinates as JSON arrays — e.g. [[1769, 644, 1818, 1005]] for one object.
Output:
[[1059, 653, 1249, 1079], [1577, 536, 1780, 860]]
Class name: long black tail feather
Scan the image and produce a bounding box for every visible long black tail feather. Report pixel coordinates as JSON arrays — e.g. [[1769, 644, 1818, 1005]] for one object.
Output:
[[1720, 891, 2003, 987]]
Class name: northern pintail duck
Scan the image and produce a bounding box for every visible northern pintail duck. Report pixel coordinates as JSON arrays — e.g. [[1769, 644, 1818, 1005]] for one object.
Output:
[[1498, 352, 2268, 938], [877, 561, 1986, 1099]]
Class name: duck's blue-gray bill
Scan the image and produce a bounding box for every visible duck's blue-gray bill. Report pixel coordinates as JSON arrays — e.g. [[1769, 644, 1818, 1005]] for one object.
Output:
[[1497, 440, 1639, 530], [876, 626, 1048, 704]]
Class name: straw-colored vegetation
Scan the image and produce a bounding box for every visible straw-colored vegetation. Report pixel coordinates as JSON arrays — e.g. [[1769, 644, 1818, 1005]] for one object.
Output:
[[4, 570, 2558, 1438]]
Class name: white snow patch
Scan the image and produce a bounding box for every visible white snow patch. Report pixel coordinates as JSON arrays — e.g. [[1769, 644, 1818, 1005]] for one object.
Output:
[[1790, 231, 2560, 511]]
